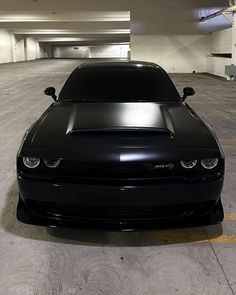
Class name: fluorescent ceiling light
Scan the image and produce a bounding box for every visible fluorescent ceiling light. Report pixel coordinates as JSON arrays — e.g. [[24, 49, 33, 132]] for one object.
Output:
[[0, 11, 130, 22], [14, 29, 130, 35]]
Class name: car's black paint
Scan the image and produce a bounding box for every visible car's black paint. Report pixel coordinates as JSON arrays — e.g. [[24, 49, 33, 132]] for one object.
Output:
[[16, 61, 224, 230]]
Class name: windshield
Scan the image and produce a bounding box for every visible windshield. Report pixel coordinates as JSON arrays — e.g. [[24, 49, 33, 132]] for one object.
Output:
[[59, 68, 181, 103]]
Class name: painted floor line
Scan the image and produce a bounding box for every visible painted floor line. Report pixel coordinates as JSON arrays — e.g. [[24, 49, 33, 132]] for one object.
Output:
[[203, 235, 236, 243], [224, 214, 236, 220], [148, 229, 236, 243], [148, 233, 236, 243]]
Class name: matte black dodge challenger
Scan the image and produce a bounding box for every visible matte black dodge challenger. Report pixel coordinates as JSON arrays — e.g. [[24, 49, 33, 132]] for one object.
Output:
[[17, 61, 224, 230]]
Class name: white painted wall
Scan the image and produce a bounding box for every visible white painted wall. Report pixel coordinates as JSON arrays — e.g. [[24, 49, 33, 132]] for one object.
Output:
[[207, 57, 231, 78], [15, 38, 25, 62], [0, 30, 26, 63], [53, 45, 129, 59], [39, 43, 49, 58], [89, 45, 129, 58], [131, 35, 211, 73], [211, 28, 232, 54], [25, 37, 40, 61], [0, 29, 12, 63], [54, 46, 90, 58], [11, 35, 25, 62], [206, 28, 232, 77]]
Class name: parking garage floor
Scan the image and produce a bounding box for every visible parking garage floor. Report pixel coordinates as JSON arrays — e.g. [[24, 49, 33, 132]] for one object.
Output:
[[0, 59, 235, 295]]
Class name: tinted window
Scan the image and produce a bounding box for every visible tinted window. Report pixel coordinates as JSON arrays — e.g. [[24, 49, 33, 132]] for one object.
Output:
[[59, 68, 180, 102]]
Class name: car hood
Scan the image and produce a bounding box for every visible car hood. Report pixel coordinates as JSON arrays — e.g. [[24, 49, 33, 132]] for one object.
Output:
[[23, 102, 218, 158]]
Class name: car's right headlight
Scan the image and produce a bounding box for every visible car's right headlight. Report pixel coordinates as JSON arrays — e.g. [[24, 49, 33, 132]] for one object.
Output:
[[201, 158, 218, 169], [23, 157, 40, 168]]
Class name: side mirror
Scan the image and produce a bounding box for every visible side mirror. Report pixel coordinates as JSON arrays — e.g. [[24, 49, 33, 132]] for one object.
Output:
[[44, 87, 57, 101], [182, 87, 195, 101]]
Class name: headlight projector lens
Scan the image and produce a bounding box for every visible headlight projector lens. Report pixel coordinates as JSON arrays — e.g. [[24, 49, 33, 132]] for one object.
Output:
[[23, 157, 40, 168], [201, 158, 218, 169], [44, 159, 60, 168], [180, 160, 197, 169]]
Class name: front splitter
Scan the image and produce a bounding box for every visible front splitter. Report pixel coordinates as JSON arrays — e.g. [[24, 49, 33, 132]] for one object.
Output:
[[16, 196, 224, 231]]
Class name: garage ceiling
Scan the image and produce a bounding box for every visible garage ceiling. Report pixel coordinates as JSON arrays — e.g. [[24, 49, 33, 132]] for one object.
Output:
[[0, 0, 232, 47], [0, 0, 130, 46], [131, 0, 231, 34]]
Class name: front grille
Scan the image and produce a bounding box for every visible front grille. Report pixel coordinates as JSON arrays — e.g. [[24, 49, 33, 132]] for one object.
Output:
[[62, 161, 182, 179]]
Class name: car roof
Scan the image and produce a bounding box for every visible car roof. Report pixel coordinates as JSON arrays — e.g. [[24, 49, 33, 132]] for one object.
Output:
[[76, 61, 164, 72]]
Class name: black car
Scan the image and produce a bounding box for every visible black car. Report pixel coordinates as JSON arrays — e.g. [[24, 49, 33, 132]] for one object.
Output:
[[16, 61, 224, 230]]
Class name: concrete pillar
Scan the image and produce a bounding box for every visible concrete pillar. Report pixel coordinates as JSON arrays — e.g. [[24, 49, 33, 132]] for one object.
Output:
[[24, 36, 27, 61], [45, 45, 53, 58], [9, 31, 17, 62], [232, 13, 236, 64]]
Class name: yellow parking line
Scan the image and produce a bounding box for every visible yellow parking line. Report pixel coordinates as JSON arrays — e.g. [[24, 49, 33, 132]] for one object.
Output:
[[224, 214, 236, 220], [204, 235, 236, 243], [148, 230, 236, 243], [146, 214, 236, 243], [148, 230, 207, 243]]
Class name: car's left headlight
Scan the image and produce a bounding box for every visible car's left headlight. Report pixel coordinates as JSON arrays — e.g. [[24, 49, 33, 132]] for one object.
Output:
[[201, 158, 218, 169], [23, 157, 40, 168]]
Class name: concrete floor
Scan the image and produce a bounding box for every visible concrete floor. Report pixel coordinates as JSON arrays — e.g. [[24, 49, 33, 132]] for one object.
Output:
[[0, 59, 235, 295]]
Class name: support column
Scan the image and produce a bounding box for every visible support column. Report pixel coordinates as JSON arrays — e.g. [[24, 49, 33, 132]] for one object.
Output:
[[24, 36, 28, 61], [9, 31, 16, 62], [225, 12, 236, 80], [232, 13, 236, 64]]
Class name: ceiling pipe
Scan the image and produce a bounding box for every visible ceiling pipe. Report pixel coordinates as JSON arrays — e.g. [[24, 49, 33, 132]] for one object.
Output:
[[200, 0, 236, 22]]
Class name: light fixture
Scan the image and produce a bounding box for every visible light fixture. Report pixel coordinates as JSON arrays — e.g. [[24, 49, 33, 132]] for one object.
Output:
[[23, 157, 40, 168], [180, 160, 197, 169], [201, 158, 218, 169], [44, 159, 60, 168]]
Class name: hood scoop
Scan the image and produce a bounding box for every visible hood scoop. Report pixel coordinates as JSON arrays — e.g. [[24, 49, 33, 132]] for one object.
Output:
[[68, 127, 173, 136], [65, 102, 175, 137]]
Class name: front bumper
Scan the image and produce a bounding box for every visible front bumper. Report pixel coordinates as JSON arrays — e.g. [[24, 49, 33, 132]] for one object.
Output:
[[17, 175, 224, 230]]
